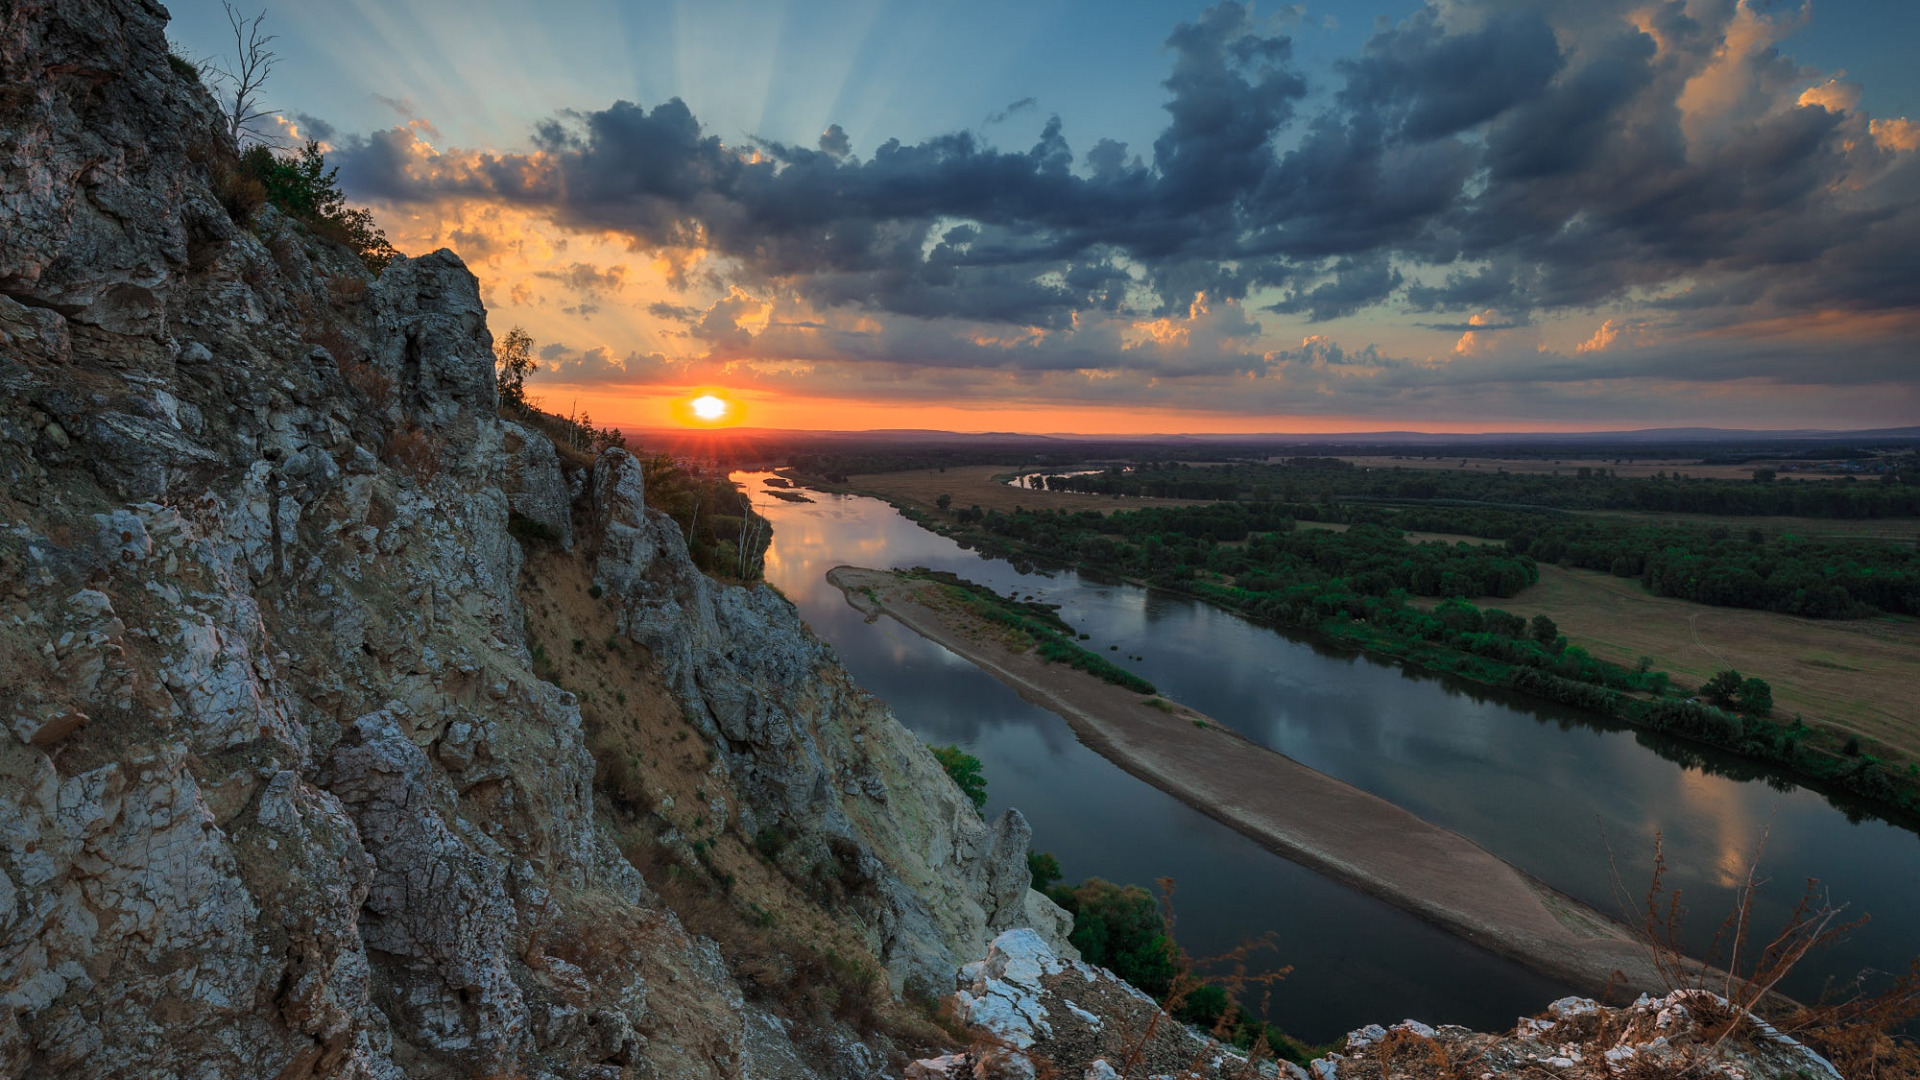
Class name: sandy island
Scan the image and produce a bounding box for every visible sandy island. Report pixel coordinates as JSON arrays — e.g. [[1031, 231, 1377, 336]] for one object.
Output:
[[827, 564, 1678, 1000]]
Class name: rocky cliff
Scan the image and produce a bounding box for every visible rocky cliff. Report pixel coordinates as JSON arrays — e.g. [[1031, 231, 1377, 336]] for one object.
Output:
[[0, 2, 1068, 1076], [0, 4, 1892, 1080]]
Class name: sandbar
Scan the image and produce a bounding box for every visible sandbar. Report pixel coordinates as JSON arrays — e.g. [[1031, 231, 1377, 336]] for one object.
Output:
[[828, 564, 1678, 1000]]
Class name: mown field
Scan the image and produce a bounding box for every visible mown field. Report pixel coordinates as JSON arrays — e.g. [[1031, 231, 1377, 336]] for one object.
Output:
[[825, 465, 1207, 516], [1474, 565, 1920, 758], [1341, 454, 1852, 481]]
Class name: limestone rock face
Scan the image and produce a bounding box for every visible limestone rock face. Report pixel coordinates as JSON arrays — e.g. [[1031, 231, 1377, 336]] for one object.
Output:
[[0, 1, 1068, 1075], [586, 446, 1079, 989], [320, 712, 529, 1069], [500, 420, 573, 549], [919, 937, 1852, 1080], [909, 930, 1259, 1080]]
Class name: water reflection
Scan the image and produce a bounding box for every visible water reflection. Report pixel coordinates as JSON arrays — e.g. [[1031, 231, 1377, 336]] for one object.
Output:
[[735, 473, 1920, 1040]]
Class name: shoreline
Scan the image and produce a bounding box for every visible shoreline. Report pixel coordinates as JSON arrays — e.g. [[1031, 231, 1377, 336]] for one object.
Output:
[[827, 564, 1680, 1001], [787, 471, 1920, 826]]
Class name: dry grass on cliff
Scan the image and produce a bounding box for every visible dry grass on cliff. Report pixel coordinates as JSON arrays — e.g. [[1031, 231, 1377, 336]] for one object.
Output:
[[1623, 833, 1920, 1079]]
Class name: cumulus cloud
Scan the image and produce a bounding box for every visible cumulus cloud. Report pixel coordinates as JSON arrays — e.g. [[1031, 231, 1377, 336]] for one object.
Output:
[[329, 0, 1920, 421], [818, 123, 851, 158]]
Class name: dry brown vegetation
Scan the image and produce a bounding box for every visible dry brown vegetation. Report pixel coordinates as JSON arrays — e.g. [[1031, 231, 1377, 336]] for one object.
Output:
[[1625, 835, 1920, 1080], [380, 422, 438, 479]]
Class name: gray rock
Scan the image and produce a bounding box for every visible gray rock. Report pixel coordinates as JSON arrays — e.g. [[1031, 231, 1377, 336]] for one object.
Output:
[[500, 420, 573, 549], [321, 712, 528, 1066]]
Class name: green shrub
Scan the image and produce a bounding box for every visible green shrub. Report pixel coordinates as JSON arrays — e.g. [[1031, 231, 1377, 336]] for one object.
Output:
[[928, 744, 987, 812], [754, 826, 789, 860], [238, 141, 397, 273], [1027, 850, 1061, 891], [1736, 676, 1774, 717], [1045, 878, 1176, 997], [1702, 668, 1744, 708]]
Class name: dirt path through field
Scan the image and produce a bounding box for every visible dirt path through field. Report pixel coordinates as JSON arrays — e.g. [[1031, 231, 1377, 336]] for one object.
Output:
[[828, 565, 1684, 1000]]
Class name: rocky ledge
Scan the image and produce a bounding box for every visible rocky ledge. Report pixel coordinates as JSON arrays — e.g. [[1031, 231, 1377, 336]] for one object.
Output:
[[914, 932, 1849, 1080]]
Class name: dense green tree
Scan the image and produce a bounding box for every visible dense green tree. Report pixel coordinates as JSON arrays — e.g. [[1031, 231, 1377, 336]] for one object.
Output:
[[1529, 614, 1559, 647], [1736, 677, 1775, 717], [928, 744, 987, 811], [1027, 850, 1062, 891], [1702, 669, 1745, 708], [239, 141, 397, 272], [1045, 879, 1176, 996]]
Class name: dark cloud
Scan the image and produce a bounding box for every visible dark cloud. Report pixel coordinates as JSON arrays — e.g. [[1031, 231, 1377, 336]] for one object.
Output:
[[985, 97, 1037, 125], [1417, 319, 1528, 333], [1338, 9, 1562, 143], [818, 123, 851, 158], [647, 301, 700, 321], [293, 112, 336, 142], [1266, 254, 1405, 322], [335, 0, 1920, 394], [536, 261, 627, 296]]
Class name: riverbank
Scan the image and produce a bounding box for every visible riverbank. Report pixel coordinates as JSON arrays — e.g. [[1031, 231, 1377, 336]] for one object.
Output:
[[796, 472, 1920, 823], [826, 565, 1679, 1000]]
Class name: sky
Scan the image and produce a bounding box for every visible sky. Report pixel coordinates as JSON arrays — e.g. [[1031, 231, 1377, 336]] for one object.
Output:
[[166, 0, 1920, 433]]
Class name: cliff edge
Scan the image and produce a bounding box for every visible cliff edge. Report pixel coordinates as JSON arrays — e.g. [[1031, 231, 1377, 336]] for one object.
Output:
[[0, 2, 1068, 1076]]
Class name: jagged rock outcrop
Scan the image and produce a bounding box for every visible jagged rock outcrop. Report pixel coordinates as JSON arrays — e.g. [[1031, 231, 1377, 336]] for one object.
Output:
[[586, 447, 1075, 991], [908, 930, 1273, 1080], [0, 1, 1068, 1076], [919, 935, 1852, 1080], [1309, 991, 1846, 1080]]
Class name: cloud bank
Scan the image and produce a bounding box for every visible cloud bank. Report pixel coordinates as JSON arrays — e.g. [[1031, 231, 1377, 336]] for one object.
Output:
[[330, 0, 1920, 426]]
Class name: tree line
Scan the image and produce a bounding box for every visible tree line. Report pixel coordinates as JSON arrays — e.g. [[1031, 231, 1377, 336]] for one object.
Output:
[[1041, 458, 1920, 519], [919, 501, 1919, 817]]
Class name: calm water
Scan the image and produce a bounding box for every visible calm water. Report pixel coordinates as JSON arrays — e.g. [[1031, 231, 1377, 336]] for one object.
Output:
[[738, 473, 1920, 1042]]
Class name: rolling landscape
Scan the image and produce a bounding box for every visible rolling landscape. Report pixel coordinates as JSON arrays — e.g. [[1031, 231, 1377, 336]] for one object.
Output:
[[3, 1, 1918, 1079]]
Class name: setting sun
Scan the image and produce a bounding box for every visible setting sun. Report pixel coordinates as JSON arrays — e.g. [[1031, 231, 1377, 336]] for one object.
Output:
[[667, 389, 743, 427]]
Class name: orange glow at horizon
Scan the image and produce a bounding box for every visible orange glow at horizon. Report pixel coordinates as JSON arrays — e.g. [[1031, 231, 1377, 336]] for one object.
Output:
[[540, 386, 1651, 436]]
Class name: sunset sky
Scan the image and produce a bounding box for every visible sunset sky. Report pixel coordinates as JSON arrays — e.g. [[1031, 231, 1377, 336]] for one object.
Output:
[[168, 0, 1920, 433]]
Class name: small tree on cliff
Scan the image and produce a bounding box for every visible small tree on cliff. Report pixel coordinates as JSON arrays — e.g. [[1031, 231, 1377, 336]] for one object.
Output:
[[928, 744, 987, 812], [237, 141, 398, 272], [209, 3, 279, 145], [494, 326, 538, 410]]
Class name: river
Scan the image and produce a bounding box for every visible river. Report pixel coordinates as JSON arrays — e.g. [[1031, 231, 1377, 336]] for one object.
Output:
[[734, 472, 1920, 1043]]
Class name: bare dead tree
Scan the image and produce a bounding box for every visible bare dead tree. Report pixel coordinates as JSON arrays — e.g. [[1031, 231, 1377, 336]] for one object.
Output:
[[736, 492, 769, 579], [210, 4, 280, 145]]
